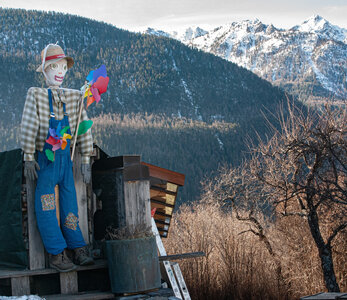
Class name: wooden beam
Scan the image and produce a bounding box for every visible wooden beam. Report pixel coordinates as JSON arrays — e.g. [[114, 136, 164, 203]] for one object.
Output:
[[60, 271, 78, 294], [124, 180, 151, 228], [159, 252, 205, 261], [27, 178, 46, 270], [11, 276, 30, 296], [0, 259, 108, 279], [44, 291, 115, 299], [141, 162, 185, 186], [73, 147, 89, 244]]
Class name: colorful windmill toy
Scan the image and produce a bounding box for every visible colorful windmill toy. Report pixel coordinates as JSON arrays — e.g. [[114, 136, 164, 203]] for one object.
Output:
[[45, 122, 72, 161], [83, 64, 110, 108]]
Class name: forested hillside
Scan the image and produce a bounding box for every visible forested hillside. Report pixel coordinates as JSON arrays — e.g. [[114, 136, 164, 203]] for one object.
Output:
[[0, 8, 292, 203]]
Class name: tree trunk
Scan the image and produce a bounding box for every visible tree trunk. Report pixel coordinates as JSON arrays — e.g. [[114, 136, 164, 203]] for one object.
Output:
[[307, 210, 340, 292], [318, 244, 340, 292]]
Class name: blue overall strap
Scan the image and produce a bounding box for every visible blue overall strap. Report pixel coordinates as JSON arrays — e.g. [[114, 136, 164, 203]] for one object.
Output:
[[48, 89, 55, 117], [62, 97, 72, 135]]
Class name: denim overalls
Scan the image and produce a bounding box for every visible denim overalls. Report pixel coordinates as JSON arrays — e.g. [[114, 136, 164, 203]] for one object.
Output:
[[35, 89, 86, 255]]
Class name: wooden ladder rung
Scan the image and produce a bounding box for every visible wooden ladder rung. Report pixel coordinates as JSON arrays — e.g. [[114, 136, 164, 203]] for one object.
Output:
[[159, 252, 205, 261]]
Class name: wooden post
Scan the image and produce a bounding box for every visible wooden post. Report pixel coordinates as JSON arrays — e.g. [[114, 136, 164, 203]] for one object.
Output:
[[124, 180, 151, 228], [73, 146, 89, 243], [26, 179, 45, 270], [11, 276, 30, 296], [60, 271, 78, 294]]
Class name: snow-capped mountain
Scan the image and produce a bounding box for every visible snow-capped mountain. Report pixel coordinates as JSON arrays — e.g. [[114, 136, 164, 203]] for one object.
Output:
[[146, 16, 347, 100]]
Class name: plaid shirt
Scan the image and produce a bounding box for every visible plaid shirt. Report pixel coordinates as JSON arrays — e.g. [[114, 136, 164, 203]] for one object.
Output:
[[21, 87, 93, 164]]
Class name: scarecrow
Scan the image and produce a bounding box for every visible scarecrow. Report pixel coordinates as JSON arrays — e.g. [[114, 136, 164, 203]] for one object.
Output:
[[21, 44, 94, 272]]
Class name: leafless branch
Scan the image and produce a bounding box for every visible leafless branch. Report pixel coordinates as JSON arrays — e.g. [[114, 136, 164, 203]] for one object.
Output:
[[327, 223, 347, 247]]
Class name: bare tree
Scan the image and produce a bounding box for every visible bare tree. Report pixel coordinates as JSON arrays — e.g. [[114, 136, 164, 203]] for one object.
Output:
[[249, 103, 347, 292], [203, 103, 346, 293]]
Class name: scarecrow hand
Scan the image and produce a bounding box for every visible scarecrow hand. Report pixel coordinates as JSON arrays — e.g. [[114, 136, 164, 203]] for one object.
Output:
[[24, 161, 40, 181], [81, 163, 91, 184]]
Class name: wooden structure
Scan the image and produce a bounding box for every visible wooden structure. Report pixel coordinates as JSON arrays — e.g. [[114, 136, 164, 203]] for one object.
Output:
[[92, 155, 152, 234], [0, 145, 185, 298], [142, 162, 185, 238], [0, 261, 112, 298]]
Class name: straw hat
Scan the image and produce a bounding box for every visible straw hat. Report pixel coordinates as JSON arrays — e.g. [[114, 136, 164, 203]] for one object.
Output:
[[36, 44, 74, 72]]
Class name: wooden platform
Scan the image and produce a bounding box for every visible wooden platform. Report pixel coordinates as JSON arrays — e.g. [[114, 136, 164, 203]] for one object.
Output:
[[42, 288, 178, 300], [0, 261, 178, 300], [0, 260, 110, 297], [45, 291, 116, 299]]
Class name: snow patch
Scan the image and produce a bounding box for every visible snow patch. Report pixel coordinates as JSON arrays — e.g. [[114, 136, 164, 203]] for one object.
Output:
[[0, 296, 43, 300], [215, 133, 224, 150]]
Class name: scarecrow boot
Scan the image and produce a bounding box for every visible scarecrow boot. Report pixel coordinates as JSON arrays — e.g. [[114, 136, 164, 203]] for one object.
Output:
[[73, 246, 94, 266], [50, 250, 77, 272]]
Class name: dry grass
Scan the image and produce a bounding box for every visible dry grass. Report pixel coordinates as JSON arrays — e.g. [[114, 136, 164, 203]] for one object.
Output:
[[164, 202, 346, 300]]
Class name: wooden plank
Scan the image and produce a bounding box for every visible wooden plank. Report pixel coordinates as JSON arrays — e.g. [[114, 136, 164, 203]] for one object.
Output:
[[124, 180, 151, 228], [159, 252, 205, 261], [87, 149, 99, 244], [11, 276, 30, 296], [150, 187, 178, 197], [153, 214, 171, 224], [26, 179, 46, 270], [0, 259, 108, 279], [60, 271, 78, 294], [150, 189, 167, 198], [151, 202, 173, 216], [141, 162, 185, 186], [156, 223, 169, 232], [87, 181, 97, 245], [44, 291, 115, 299], [73, 147, 89, 244]]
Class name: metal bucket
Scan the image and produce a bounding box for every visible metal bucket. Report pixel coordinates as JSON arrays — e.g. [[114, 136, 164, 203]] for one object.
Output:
[[106, 236, 161, 294]]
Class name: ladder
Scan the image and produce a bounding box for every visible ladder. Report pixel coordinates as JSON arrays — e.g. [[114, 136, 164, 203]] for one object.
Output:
[[151, 217, 191, 300]]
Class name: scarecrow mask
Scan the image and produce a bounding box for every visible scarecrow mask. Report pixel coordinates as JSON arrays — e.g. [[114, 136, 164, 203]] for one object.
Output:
[[37, 44, 74, 88], [44, 59, 68, 87]]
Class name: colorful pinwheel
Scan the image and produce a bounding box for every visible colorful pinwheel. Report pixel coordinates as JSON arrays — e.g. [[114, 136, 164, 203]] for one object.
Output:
[[83, 65, 110, 108], [45, 122, 72, 161], [71, 65, 109, 161]]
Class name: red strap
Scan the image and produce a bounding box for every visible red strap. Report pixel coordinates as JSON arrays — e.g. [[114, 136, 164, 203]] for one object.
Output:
[[45, 54, 66, 61]]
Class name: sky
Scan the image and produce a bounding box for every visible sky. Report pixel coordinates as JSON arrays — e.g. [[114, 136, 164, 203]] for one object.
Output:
[[1, 0, 347, 32]]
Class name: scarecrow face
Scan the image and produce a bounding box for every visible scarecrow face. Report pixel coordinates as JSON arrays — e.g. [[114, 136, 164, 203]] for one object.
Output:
[[45, 59, 68, 87]]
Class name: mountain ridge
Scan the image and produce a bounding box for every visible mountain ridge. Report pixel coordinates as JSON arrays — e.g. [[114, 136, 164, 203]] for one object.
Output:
[[145, 15, 347, 101]]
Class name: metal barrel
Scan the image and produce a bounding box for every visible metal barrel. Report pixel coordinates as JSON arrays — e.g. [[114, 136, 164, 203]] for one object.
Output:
[[106, 236, 161, 294]]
